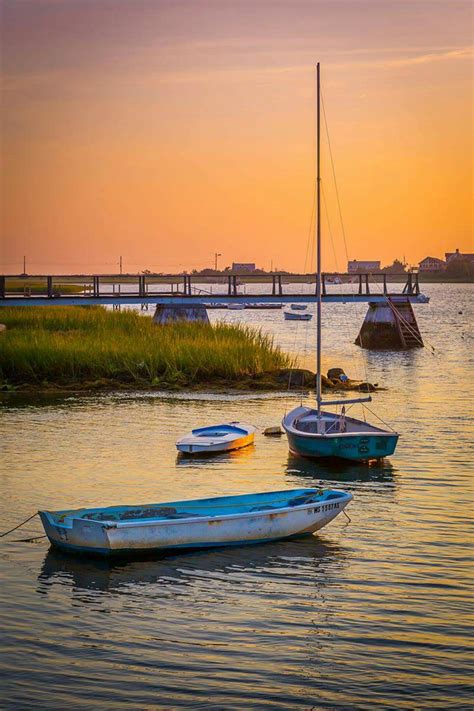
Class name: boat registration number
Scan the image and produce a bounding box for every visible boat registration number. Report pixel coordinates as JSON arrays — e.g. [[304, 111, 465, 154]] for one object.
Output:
[[313, 502, 340, 513]]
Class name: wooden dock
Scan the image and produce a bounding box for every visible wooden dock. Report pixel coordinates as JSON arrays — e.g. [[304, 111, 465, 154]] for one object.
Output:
[[0, 272, 427, 307]]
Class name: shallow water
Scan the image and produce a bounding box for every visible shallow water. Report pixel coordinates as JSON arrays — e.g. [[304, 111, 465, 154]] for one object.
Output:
[[0, 284, 473, 709]]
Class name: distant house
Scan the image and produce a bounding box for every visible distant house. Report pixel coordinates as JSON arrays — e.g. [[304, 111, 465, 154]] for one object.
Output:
[[445, 249, 474, 264], [418, 256, 446, 272], [347, 260, 381, 273], [232, 262, 256, 272]]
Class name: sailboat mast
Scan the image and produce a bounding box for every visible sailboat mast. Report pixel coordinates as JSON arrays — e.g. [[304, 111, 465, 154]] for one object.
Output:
[[316, 62, 322, 417]]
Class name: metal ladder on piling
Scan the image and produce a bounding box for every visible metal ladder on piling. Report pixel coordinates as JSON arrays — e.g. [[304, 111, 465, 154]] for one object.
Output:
[[388, 298, 424, 348]]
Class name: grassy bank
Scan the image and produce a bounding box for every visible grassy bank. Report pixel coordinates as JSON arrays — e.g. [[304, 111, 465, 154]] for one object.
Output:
[[0, 307, 293, 391], [5, 280, 84, 295]]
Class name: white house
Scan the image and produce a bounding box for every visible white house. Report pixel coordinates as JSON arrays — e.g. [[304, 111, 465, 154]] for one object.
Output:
[[418, 256, 446, 272], [445, 249, 474, 264], [347, 260, 381, 273], [232, 262, 256, 272]]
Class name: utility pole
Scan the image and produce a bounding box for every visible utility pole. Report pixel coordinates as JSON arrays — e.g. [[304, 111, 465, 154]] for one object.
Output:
[[119, 256, 123, 275], [23, 255, 26, 275], [214, 252, 221, 271]]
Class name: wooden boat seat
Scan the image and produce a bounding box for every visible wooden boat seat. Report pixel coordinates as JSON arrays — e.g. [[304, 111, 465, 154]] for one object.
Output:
[[82, 507, 206, 522]]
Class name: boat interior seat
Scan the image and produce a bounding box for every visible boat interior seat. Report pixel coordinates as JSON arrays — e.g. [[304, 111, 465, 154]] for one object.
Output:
[[82, 507, 206, 522], [295, 418, 325, 434], [295, 417, 349, 434], [287, 494, 319, 506]]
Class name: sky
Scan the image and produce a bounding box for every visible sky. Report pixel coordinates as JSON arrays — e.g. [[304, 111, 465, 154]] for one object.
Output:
[[0, 0, 472, 274]]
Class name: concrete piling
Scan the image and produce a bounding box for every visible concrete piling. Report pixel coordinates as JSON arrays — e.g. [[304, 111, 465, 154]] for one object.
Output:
[[355, 297, 423, 349]]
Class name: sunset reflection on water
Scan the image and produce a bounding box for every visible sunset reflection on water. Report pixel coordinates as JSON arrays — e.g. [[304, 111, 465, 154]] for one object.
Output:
[[0, 284, 472, 709]]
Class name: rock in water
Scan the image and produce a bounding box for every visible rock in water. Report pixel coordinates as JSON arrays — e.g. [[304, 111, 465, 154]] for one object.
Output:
[[275, 369, 315, 388], [321, 375, 336, 389], [327, 367, 346, 380], [358, 382, 376, 392], [264, 426, 283, 436]]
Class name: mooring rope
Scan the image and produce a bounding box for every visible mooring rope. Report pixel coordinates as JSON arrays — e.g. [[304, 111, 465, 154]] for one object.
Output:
[[0, 512, 39, 538], [11, 535, 47, 543]]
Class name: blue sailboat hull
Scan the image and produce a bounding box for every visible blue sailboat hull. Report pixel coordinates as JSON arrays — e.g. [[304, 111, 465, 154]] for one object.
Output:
[[283, 406, 399, 461], [286, 430, 399, 461]]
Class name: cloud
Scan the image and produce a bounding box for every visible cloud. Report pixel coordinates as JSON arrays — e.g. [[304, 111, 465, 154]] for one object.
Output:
[[382, 46, 473, 67]]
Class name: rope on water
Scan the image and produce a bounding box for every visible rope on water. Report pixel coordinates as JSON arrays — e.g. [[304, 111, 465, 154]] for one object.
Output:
[[11, 534, 47, 543], [0, 512, 38, 538], [343, 509, 352, 523]]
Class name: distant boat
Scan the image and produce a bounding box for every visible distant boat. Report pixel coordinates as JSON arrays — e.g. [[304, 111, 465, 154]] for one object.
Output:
[[290, 303, 308, 310], [38, 487, 353, 557], [228, 303, 246, 310], [176, 422, 256, 455], [284, 311, 312, 321], [282, 64, 399, 462], [325, 275, 342, 284]]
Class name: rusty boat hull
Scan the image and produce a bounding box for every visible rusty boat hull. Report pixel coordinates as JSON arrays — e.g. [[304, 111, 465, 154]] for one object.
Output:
[[39, 488, 352, 557]]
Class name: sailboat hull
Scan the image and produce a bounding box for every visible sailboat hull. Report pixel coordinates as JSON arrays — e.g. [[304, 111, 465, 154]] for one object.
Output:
[[285, 429, 398, 461], [283, 406, 399, 461]]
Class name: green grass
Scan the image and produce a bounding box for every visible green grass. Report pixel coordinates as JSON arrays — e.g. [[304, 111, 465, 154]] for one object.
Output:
[[0, 307, 293, 390], [5, 280, 84, 295]]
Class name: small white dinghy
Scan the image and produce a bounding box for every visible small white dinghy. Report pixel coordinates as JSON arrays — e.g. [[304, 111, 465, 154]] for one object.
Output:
[[176, 421, 256, 455], [38, 487, 353, 557]]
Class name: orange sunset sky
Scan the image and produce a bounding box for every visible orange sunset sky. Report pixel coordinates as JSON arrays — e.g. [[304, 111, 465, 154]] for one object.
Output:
[[1, 0, 472, 274]]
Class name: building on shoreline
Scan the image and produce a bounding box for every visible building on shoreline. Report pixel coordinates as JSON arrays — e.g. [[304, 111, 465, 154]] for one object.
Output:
[[418, 249, 474, 273], [347, 260, 381, 273], [445, 249, 474, 265], [232, 262, 256, 272], [419, 256, 446, 272]]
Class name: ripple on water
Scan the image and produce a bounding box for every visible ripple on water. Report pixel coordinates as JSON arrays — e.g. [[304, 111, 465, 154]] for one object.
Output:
[[0, 284, 473, 709]]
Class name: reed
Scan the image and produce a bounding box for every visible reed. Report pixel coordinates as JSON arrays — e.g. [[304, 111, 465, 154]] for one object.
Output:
[[5, 280, 83, 295], [0, 307, 292, 389]]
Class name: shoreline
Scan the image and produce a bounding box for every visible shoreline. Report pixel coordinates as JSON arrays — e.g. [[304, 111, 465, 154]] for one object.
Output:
[[0, 307, 293, 392], [0, 306, 380, 397], [0, 370, 380, 396]]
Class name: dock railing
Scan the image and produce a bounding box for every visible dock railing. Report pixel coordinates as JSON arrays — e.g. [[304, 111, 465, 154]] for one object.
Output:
[[0, 272, 421, 302]]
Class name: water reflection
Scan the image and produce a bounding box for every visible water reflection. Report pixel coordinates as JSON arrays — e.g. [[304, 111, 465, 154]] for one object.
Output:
[[2, 284, 472, 709], [175, 443, 257, 467], [37, 536, 349, 597], [285, 452, 397, 485]]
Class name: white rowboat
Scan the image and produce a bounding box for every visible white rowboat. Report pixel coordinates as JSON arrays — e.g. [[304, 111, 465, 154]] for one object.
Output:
[[39, 487, 353, 557], [176, 421, 256, 455]]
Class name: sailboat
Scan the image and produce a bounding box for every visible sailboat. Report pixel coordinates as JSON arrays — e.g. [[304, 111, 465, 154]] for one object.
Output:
[[282, 64, 399, 462]]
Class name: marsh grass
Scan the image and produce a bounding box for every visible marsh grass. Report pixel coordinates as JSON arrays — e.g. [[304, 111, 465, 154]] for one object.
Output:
[[0, 307, 293, 389], [5, 280, 83, 295]]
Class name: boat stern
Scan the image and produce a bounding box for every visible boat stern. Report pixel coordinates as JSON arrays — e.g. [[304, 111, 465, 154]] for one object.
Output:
[[39, 510, 114, 555]]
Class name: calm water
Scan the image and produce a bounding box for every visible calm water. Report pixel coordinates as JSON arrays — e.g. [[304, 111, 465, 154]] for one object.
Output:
[[1, 284, 473, 709]]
